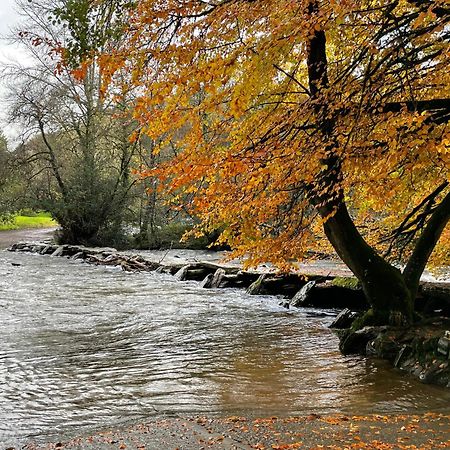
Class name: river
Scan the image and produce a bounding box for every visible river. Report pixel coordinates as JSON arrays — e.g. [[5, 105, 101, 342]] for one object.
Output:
[[1, 229, 450, 447]]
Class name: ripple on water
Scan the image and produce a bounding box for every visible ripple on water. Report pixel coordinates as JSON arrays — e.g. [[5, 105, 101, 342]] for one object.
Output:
[[1, 250, 450, 447]]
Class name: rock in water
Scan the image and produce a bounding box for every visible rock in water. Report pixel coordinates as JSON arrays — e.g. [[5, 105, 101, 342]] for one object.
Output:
[[200, 273, 214, 288], [174, 265, 190, 281], [329, 308, 360, 329], [210, 268, 226, 288], [290, 281, 316, 307], [72, 251, 85, 260], [339, 326, 384, 355], [437, 331, 450, 357], [246, 274, 266, 295], [51, 246, 65, 257], [40, 245, 53, 255]]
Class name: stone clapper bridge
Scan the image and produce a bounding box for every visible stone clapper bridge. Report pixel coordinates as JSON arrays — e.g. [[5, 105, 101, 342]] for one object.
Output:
[[8, 241, 450, 387]]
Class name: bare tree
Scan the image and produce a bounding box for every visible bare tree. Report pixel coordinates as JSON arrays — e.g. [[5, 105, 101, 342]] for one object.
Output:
[[3, 0, 139, 245]]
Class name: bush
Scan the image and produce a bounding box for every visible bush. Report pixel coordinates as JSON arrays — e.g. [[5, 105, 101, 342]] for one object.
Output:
[[19, 208, 38, 217]]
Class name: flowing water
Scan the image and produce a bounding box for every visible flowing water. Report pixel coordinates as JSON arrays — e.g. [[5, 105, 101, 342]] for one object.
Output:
[[1, 239, 450, 447]]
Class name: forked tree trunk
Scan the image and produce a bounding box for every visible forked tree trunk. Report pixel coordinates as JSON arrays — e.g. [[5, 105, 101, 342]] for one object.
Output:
[[306, 1, 449, 327], [403, 191, 450, 301], [321, 192, 450, 327]]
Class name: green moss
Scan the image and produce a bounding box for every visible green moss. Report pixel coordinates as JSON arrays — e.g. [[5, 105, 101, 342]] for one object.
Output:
[[350, 308, 395, 331], [351, 309, 373, 331], [332, 276, 361, 290]]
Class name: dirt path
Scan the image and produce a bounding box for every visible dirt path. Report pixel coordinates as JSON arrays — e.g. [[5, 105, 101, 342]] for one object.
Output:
[[22, 414, 450, 450], [0, 227, 56, 250]]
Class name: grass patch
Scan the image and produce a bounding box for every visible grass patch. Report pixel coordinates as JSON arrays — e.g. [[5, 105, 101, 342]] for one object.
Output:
[[0, 212, 57, 231]]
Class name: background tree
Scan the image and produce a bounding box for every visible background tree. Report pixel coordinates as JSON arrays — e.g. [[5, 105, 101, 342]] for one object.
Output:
[[4, 0, 141, 246], [0, 131, 14, 221], [0, 131, 9, 195], [58, 0, 449, 324]]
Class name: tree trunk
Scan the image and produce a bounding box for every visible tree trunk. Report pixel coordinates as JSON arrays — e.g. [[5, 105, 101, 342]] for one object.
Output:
[[321, 200, 413, 326], [306, 1, 413, 326]]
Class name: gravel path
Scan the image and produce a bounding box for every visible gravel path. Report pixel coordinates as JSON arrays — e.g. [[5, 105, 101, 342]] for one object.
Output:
[[0, 227, 56, 250]]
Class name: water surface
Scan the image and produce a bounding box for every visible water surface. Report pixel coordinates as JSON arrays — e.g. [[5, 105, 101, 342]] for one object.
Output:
[[1, 250, 449, 447]]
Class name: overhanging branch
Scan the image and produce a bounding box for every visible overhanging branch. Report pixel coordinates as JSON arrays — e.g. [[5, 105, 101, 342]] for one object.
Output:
[[382, 98, 450, 124]]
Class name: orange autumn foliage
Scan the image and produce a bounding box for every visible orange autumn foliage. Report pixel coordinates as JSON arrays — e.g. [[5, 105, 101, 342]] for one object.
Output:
[[69, 0, 449, 271]]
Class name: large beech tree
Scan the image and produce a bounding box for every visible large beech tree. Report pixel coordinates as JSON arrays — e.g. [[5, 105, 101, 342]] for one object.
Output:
[[58, 0, 449, 326]]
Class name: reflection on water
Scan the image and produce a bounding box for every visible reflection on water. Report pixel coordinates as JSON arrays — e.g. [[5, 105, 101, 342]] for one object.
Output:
[[1, 251, 449, 447]]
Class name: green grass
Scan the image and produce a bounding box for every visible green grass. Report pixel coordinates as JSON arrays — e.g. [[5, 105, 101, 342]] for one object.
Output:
[[0, 212, 57, 231]]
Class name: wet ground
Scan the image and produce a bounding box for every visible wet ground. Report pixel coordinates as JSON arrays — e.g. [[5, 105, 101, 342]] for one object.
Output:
[[23, 414, 450, 449]]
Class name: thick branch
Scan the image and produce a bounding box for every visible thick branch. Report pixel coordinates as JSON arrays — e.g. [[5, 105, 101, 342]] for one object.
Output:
[[403, 190, 450, 299], [36, 116, 67, 198], [383, 98, 450, 124], [381, 181, 449, 257]]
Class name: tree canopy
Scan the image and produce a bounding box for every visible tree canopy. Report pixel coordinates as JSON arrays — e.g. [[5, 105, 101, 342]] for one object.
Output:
[[56, 0, 450, 325]]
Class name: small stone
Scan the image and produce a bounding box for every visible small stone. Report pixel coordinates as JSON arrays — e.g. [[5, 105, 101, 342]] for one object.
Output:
[[247, 274, 266, 295], [174, 265, 190, 281], [51, 246, 65, 257], [339, 326, 383, 355], [200, 273, 214, 289], [211, 268, 226, 288], [437, 336, 450, 357], [329, 308, 359, 329], [40, 245, 53, 254], [393, 345, 410, 368]]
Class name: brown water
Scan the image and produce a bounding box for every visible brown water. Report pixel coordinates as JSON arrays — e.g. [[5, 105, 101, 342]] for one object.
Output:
[[1, 242, 450, 447]]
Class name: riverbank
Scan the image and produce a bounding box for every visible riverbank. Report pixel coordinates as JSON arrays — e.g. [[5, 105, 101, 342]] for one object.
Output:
[[22, 413, 450, 449], [0, 212, 57, 232], [0, 227, 57, 250]]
